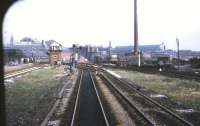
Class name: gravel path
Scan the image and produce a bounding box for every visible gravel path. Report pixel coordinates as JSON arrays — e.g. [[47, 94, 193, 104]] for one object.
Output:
[[96, 75, 135, 126]]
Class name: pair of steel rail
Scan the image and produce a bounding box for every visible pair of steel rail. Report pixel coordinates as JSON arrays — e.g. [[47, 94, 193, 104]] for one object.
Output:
[[100, 69, 193, 126], [70, 70, 109, 126], [70, 65, 194, 126], [4, 66, 42, 79]]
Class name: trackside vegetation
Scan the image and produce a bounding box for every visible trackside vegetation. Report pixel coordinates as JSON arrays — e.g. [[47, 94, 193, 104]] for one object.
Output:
[[5, 66, 66, 126], [108, 68, 200, 110]]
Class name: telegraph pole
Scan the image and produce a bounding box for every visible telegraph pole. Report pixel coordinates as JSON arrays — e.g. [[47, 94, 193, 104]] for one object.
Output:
[[108, 41, 111, 63]]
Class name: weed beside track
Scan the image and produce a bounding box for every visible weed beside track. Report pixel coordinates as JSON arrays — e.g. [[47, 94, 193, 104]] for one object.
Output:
[[5, 66, 67, 126]]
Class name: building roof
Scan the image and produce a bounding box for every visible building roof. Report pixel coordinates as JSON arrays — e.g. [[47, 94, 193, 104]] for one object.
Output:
[[112, 44, 163, 54], [50, 41, 62, 47], [4, 45, 48, 58]]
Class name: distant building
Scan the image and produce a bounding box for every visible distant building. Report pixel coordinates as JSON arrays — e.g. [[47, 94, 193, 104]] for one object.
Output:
[[49, 41, 62, 65], [61, 48, 72, 64], [4, 48, 24, 65], [14, 37, 41, 46], [111, 44, 164, 54], [179, 50, 200, 61], [4, 43, 49, 65], [43, 40, 56, 50], [62, 52, 71, 64]]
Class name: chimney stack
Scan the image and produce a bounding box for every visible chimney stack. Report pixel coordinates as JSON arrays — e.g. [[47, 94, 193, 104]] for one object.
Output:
[[134, 0, 139, 54]]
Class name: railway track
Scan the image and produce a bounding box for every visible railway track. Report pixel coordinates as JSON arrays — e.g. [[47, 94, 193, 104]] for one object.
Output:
[[70, 69, 109, 126], [100, 69, 194, 126], [4, 66, 42, 79], [99, 73, 155, 126]]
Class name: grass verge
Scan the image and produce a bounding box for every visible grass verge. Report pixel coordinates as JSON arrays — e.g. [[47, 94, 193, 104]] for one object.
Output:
[[108, 68, 200, 110], [5, 66, 66, 126]]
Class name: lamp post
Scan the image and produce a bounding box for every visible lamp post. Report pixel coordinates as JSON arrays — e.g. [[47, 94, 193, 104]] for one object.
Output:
[[78, 46, 82, 60], [69, 44, 76, 73], [31, 49, 33, 63]]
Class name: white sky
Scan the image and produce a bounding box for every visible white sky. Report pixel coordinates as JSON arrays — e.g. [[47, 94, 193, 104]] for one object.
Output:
[[3, 0, 200, 51]]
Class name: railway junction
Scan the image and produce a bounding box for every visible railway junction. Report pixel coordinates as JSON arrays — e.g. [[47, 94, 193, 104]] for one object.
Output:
[[1, 1, 200, 126], [3, 39, 200, 126], [4, 63, 200, 126]]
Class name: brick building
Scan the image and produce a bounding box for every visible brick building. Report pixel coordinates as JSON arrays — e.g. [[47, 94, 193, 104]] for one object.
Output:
[[49, 41, 62, 65]]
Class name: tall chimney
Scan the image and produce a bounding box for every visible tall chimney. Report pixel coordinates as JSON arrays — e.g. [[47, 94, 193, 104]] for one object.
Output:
[[134, 0, 139, 54]]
